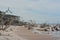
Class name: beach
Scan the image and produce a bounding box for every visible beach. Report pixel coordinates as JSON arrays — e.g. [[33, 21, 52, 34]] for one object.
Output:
[[0, 26, 60, 40], [13, 26, 59, 40]]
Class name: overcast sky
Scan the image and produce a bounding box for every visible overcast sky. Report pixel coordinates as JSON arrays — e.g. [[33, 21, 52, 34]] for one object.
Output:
[[0, 0, 60, 24]]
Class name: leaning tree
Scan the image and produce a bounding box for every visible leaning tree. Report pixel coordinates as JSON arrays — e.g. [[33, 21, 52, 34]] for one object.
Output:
[[0, 8, 13, 30], [2, 8, 13, 30]]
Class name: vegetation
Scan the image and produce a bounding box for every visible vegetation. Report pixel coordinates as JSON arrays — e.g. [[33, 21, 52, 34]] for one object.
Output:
[[0, 10, 20, 30]]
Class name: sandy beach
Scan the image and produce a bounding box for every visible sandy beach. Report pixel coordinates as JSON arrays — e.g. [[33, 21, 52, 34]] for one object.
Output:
[[0, 26, 59, 40], [14, 26, 57, 40]]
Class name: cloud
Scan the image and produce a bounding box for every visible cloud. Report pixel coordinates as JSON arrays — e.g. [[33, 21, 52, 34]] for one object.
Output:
[[27, 0, 60, 11], [0, 0, 60, 23]]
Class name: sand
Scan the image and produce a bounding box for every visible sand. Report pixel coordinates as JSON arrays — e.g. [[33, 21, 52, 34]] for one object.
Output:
[[0, 26, 59, 40], [14, 26, 57, 40]]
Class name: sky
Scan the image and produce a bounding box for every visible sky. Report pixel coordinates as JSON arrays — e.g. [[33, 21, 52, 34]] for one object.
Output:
[[0, 0, 60, 24]]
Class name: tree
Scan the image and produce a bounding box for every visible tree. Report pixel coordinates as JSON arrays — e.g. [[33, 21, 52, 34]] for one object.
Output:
[[3, 17, 14, 30], [0, 11, 5, 30]]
